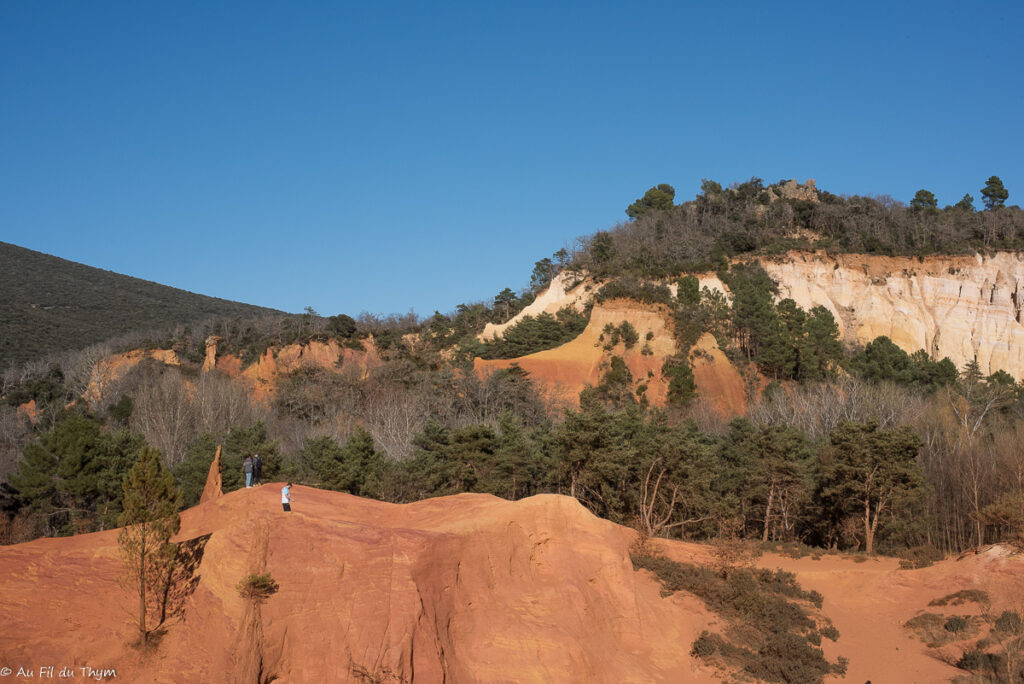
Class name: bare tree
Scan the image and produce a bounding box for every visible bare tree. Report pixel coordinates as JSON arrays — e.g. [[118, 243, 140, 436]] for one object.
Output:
[[129, 369, 196, 468]]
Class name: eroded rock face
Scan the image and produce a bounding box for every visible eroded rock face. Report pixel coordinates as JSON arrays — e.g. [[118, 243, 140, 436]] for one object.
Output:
[[476, 299, 680, 407], [762, 251, 1024, 377], [199, 445, 223, 504], [478, 270, 595, 342], [0, 489, 717, 683], [3, 486, 1017, 682], [203, 335, 221, 372], [82, 349, 180, 409]]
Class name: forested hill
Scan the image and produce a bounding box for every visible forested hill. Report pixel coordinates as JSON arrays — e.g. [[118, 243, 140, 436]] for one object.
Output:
[[0, 242, 281, 368]]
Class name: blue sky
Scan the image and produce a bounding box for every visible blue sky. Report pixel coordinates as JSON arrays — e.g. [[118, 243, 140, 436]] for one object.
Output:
[[2, 1, 1021, 317]]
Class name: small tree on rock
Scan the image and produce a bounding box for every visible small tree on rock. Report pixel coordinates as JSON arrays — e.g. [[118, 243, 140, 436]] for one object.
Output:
[[118, 446, 182, 645]]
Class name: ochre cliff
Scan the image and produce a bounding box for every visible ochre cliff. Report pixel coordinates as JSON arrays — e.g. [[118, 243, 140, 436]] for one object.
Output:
[[82, 339, 382, 406], [78, 251, 1024, 416], [82, 348, 180, 408], [212, 339, 382, 401]]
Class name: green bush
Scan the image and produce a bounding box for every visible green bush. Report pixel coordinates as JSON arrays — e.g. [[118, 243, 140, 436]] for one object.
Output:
[[944, 616, 969, 633], [929, 589, 990, 607], [236, 573, 280, 602], [691, 630, 719, 657], [820, 624, 840, 641], [477, 306, 588, 360], [632, 554, 840, 683], [594, 277, 673, 307]]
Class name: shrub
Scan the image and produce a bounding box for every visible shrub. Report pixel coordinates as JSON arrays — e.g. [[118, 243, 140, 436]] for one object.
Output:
[[905, 612, 948, 645], [944, 616, 969, 633], [929, 589, 990, 607], [994, 610, 1023, 635], [237, 573, 280, 602], [632, 554, 841, 683], [898, 545, 945, 569], [619, 321, 639, 349], [820, 624, 840, 641], [595, 277, 673, 307], [957, 648, 1003, 673], [691, 630, 719, 657]]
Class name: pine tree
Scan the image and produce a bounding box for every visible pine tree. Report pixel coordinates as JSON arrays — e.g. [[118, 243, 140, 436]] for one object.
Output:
[[626, 184, 675, 219], [118, 446, 182, 644], [818, 421, 923, 554], [910, 189, 938, 211], [981, 176, 1009, 210], [954, 193, 975, 212]]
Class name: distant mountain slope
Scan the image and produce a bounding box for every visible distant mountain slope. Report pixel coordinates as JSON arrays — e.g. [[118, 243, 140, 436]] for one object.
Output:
[[0, 241, 281, 368]]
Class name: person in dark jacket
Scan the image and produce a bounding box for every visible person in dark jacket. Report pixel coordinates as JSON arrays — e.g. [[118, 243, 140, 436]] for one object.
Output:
[[252, 453, 263, 486]]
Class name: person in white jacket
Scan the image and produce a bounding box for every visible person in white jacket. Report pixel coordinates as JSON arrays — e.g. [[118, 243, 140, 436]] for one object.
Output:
[[281, 483, 293, 512]]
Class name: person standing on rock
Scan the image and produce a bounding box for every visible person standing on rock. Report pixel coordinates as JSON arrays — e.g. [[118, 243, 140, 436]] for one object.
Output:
[[252, 453, 263, 486], [243, 455, 254, 488], [281, 482, 293, 512]]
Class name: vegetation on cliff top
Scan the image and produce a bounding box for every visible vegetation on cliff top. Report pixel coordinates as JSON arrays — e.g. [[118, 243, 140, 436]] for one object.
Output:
[[572, 176, 1020, 278]]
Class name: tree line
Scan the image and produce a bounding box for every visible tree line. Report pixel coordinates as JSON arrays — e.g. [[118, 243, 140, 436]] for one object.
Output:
[[5, 351, 1024, 559], [572, 176, 1021, 279]]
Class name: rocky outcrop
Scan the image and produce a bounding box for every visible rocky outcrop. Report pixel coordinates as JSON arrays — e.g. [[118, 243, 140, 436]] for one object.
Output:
[[217, 339, 381, 401], [202, 335, 221, 372], [81, 348, 180, 409], [482, 251, 1024, 404], [690, 333, 746, 416], [769, 178, 817, 203], [199, 445, 223, 504], [15, 399, 40, 424]]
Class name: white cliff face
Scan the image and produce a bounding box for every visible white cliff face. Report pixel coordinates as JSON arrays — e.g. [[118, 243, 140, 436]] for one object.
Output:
[[761, 251, 1024, 378], [477, 271, 594, 341]]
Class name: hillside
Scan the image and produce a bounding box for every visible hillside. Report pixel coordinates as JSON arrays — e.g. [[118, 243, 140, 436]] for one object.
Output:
[[2, 478, 1020, 682], [0, 242, 281, 368]]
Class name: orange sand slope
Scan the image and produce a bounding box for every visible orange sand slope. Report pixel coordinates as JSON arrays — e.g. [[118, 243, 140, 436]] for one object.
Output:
[[2, 485, 1020, 683], [475, 300, 745, 414]]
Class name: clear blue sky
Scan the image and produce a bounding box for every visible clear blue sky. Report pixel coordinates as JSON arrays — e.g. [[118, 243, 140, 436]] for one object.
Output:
[[2, 1, 1021, 317]]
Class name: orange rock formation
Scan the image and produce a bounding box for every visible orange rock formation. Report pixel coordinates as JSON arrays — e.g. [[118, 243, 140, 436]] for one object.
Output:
[[475, 302, 746, 415], [199, 445, 223, 504], [15, 399, 40, 423], [81, 349, 180, 409], [2, 485, 1019, 682], [475, 300, 679, 406]]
